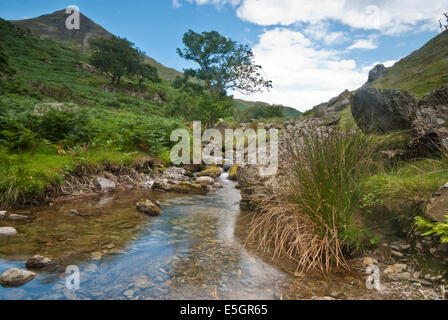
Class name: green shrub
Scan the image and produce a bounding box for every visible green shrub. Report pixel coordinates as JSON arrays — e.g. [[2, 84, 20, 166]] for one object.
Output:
[[415, 216, 448, 243]]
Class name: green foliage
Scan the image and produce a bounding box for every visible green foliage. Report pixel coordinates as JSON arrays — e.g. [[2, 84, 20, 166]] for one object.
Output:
[[177, 30, 272, 94], [238, 104, 284, 122], [415, 216, 448, 243], [287, 128, 374, 247], [136, 63, 161, 86], [89, 36, 141, 84]]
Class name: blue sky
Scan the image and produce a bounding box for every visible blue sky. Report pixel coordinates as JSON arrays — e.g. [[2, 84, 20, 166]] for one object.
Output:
[[0, 0, 446, 111]]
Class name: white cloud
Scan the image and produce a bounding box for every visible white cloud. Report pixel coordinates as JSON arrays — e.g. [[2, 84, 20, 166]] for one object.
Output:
[[236, 0, 446, 35], [304, 22, 349, 45], [233, 28, 371, 111], [347, 39, 378, 50]]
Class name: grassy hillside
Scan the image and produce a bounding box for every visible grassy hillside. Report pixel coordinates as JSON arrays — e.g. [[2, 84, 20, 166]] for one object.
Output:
[[10, 10, 183, 81], [235, 99, 302, 119], [369, 30, 448, 97]]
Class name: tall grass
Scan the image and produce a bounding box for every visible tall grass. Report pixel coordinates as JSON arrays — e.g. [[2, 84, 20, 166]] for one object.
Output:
[[249, 128, 374, 272]]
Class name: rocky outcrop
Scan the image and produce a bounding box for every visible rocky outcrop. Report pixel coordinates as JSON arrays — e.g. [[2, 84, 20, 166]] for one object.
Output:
[[0, 268, 36, 287], [0, 227, 16, 237], [34, 102, 79, 116], [367, 64, 388, 83], [410, 85, 448, 152], [136, 200, 163, 216], [25, 255, 54, 269], [351, 87, 418, 134], [326, 89, 352, 113]]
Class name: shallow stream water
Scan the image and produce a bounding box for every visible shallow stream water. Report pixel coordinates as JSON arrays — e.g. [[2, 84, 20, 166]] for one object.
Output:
[[0, 172, 300, 300]]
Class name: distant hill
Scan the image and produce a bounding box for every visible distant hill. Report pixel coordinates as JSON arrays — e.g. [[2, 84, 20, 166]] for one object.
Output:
[[9, 10, 183, 81], [235, 99, 302, 119], [368, 30, 448, 98]]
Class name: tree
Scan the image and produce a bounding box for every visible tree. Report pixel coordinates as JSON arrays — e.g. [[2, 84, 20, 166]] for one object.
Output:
[[89, 36, 140, 85], [136, 63, 161, 86], [440, 12, 448, 31], [177, 30, 272, 95]]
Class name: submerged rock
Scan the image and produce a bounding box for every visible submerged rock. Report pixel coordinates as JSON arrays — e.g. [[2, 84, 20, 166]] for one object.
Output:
[[0, 227, 16, 237], [0, 268, 36, 287], [213, 182, 223, 189], [25, 255, 54, 269], [136, 200, 163, 216], [94, 177, 116, 193]]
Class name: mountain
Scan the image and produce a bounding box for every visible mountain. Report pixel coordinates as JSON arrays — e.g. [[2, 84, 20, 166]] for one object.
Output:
[[368, 30, 448, 98], [9, 10, 183, 81]]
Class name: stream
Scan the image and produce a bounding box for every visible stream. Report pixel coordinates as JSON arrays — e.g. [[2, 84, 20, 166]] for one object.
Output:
[[0, 172, 299, 300]]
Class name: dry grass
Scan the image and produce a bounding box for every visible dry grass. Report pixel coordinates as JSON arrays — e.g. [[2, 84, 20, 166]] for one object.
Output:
[[248, 128, 374, 272]]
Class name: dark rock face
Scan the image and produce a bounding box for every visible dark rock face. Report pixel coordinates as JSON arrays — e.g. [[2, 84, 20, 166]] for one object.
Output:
[[410, 85, 448, 152], [25, 255, 53, 269], [367, 64, 388, 83], [351, 87, 418, 134]]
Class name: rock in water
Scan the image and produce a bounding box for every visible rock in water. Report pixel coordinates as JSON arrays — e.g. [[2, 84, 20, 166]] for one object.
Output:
[[198, 167, 221, 179], [94, 177, 116, 193], [196, 176, 215, 185], [351, 87, 418, 134], [0, 227, 16, 237], [367, 64, 388, 83], [0, 268, 36, 287], [213, 182, 223, 189], [136, 200, 163, 216], [25, 255, 54, 269]]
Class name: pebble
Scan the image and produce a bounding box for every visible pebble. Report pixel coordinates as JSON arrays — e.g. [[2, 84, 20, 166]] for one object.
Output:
[[0, 227, 17, 237], [362, 257, 375, 266]]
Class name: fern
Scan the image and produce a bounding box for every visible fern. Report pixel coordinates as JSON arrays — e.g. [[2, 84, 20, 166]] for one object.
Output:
[[415, 216, 448, 243]]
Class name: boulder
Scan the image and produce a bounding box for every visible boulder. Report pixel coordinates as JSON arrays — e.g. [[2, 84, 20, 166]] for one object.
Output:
[[0, 227, 16, 237], [0, 268, 36, 288], [410, 85, 448, 152], [426, 182, 448, 222], [196, 176, 215, 185], [7, 214, 28, 220], [367, 64, 388, 83], [136, 200, 163, 216], [322, 113, 341, 126], [25, 255, 54, 269], [172, 183, 209, 194], [94, 177, 116, 193], [0, 211, 6, 217], [228, 165, 239, 181], [183, 164, 205, 173], [198, 167, 221, 179], [351, 87, 418, 134]]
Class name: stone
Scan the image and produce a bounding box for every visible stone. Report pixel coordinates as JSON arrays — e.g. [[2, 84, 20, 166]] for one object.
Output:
[[172, 183, 209, 194], [198, 167, 221, 179], [351, 87, 418, 134], [196, 176, 215, 186], [213, 182, 223, 189], [362, 257, 375, 266], [384, 264, 407, 274], [94, 177, 116, 193], [7, 214, 28, 220], [25, 255, 53, 269], [136, 200, 163, 216], [426, 182, 448, 222], [396, 272, 412, 281], [0, 227, 16, 237], [0, 211, 6, 217], [183, 164, 205, 173], [367, 64, 388, 83], [326, 89, 352, 113], [0, 268, 36, 287], [410, 85, 448, 152]]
